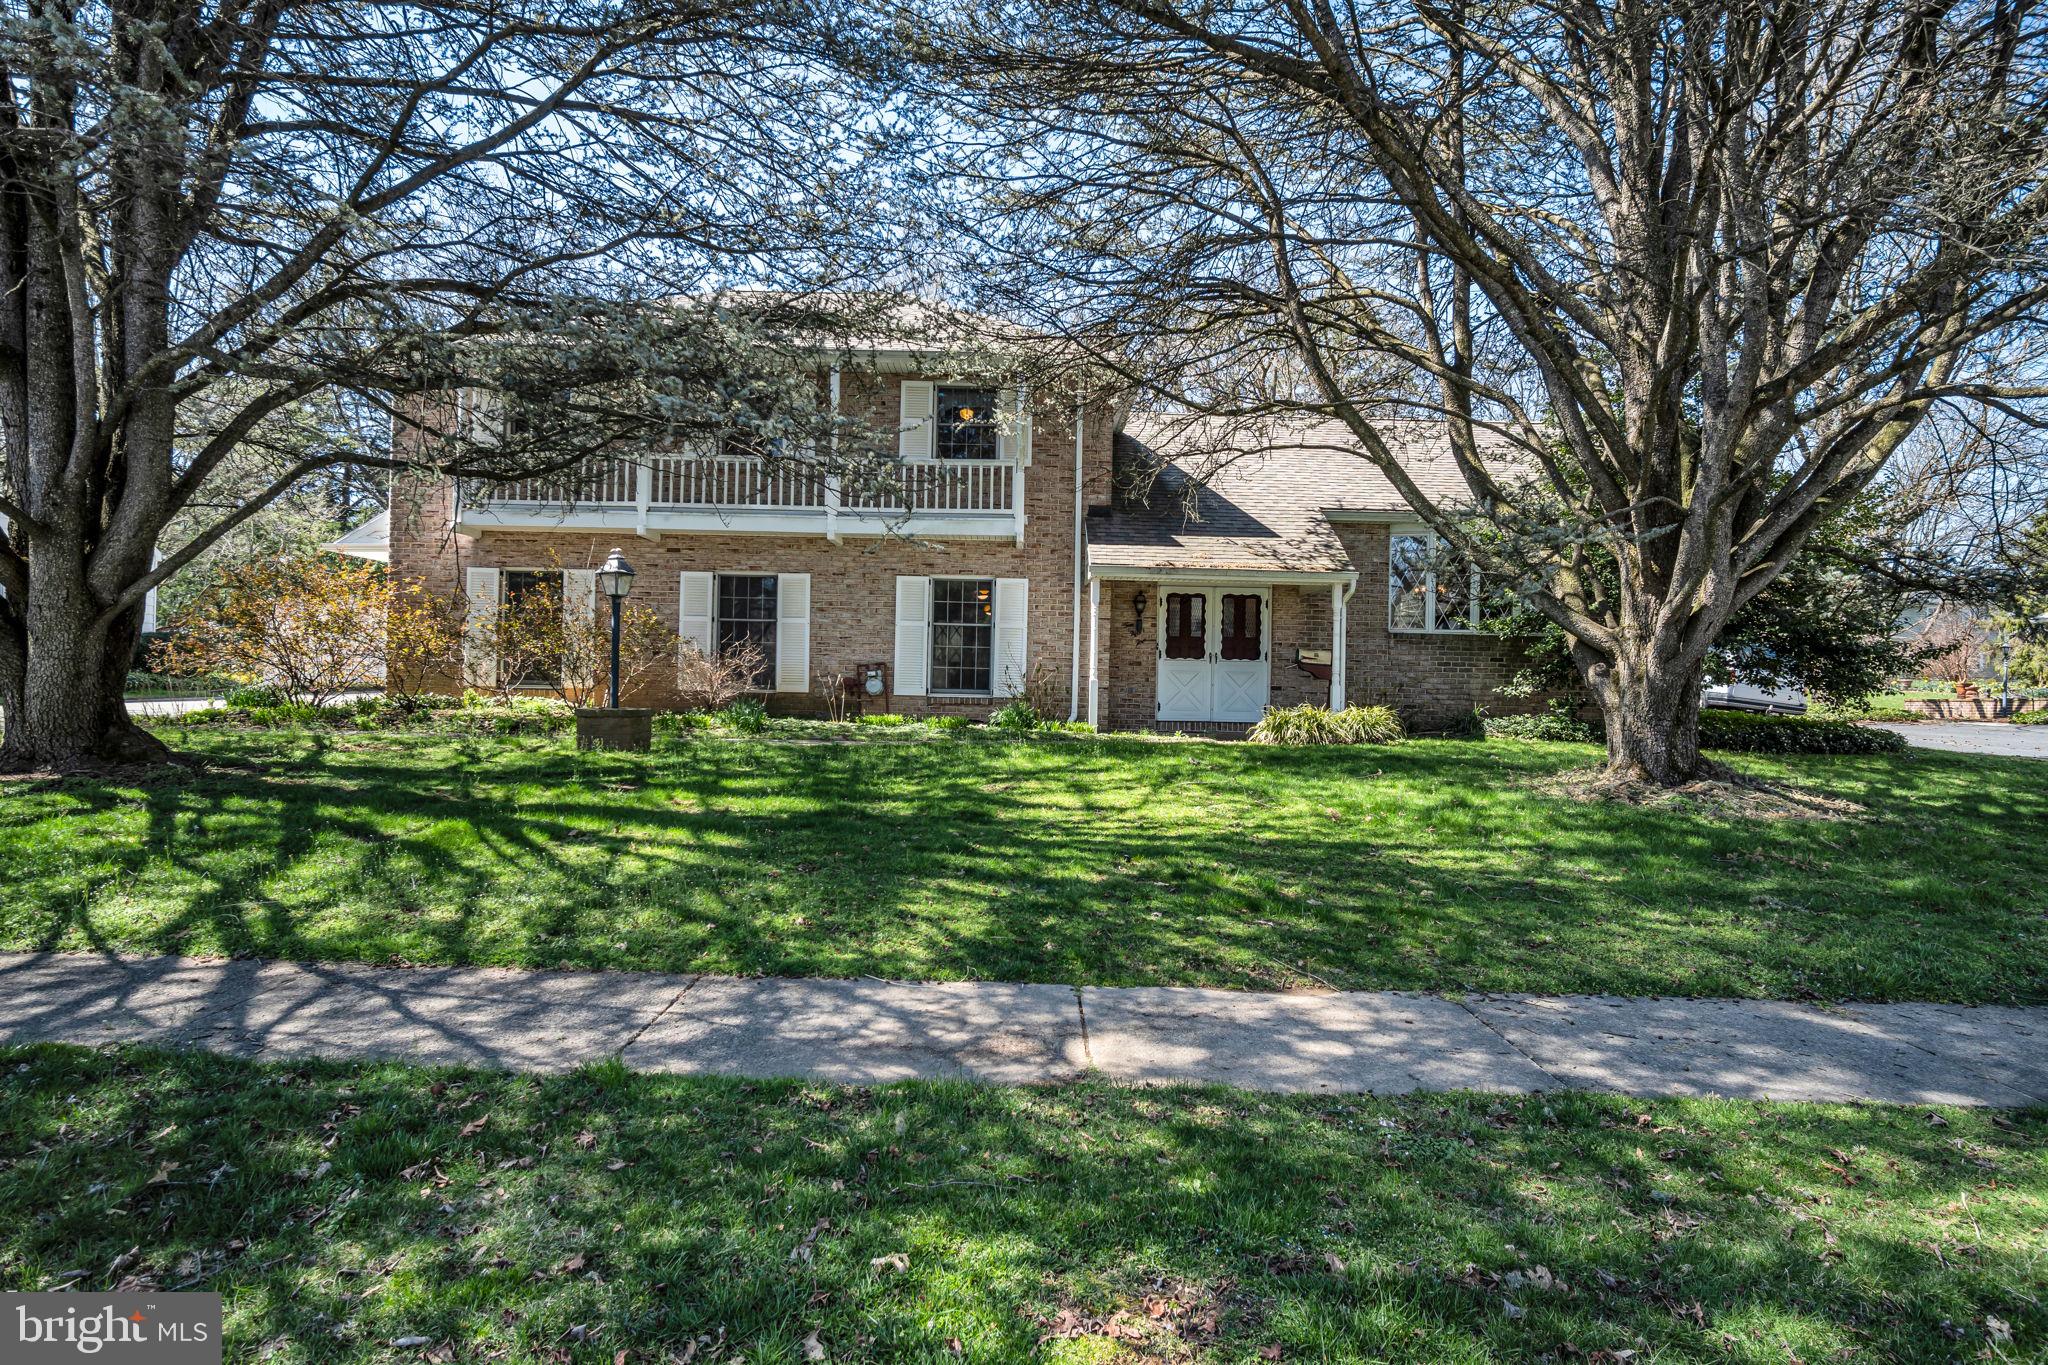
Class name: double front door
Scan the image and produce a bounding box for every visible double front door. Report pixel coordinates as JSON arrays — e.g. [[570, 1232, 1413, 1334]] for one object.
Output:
[[1156, 586, 1270, 723]]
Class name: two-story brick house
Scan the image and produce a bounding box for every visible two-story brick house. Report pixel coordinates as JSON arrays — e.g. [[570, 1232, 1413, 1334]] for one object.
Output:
[[353, 332, 1542, 732]]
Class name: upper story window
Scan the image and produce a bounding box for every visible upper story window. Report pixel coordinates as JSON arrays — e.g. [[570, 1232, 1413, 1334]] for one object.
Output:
[[1389, 529, 1486, 633], [935, 387, 1001, 461]]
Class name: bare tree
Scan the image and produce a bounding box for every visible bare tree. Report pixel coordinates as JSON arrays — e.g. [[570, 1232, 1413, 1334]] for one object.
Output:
[[0, 0, 891, 770], [920, 0, 2048, 783]]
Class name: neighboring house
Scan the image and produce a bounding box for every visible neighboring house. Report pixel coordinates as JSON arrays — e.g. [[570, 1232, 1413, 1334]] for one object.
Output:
[[341, 329, 1545, 732]]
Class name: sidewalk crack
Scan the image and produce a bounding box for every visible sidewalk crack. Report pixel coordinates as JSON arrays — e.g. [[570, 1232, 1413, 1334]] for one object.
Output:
[[1073, 985, 1095, 1072], [1453, 996, 1567, 1091], [619, 975, 699, 1059]]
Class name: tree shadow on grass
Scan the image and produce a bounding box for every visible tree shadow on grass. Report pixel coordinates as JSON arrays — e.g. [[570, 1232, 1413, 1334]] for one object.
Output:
[[2, 732, 2045, 1003], [0, 1045, 2038, 1362]]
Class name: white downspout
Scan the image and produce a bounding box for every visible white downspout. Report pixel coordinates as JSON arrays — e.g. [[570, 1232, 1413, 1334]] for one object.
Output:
[[1086, 576, 1102, 729], [1068, 396, 1086, 721], [824, 366, 843, 545], [1331, 578, 1357, 710]]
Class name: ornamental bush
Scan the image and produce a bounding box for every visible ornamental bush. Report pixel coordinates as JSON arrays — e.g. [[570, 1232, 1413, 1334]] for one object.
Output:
[[1249, 704, 1404, 746], [1484, 702, 1600, 744], [1696, 708, 1908, 755]]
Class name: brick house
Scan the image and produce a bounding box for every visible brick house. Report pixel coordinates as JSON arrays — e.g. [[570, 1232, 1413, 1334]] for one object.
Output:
[[349, 337, 1544, 732]]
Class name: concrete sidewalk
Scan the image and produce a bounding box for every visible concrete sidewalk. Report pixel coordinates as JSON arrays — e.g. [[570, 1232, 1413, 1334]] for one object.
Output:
[[2, 951, 2042, 1106]]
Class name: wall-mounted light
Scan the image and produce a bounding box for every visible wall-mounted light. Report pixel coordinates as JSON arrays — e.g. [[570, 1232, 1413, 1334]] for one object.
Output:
[[1129, 590, 1147, 637]]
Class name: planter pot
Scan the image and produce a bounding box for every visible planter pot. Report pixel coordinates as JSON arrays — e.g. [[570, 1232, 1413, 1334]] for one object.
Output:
[[574, 707, 653, 752]]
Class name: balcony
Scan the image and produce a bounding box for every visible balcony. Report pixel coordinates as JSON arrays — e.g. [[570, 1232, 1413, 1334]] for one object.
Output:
[[455, 452, 1024, 543]]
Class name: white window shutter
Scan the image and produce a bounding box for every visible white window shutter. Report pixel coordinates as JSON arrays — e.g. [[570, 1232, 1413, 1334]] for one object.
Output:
[[898, 381, 935, 462], [893, 575, 930, 697], [563, 569, 599, 694], [993, 577, 1029, 697], [563, 570, 598, 624], [464, 390, 506, 445], [678, 571, 714, 661], [997, 386, 1032, 466], [775, 573, 811, 694], [463, 567, 500, 687]]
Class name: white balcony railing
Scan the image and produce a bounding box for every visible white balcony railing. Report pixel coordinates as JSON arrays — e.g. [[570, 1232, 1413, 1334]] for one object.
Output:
[[466, 453, 1021, 538]]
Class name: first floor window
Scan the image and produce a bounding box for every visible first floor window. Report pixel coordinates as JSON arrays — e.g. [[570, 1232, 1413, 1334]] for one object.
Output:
[[931, 578, 995, 692], [1389, 530, 1485, 633], [717, 574, 778, 688], [503, 569, 564, 682]]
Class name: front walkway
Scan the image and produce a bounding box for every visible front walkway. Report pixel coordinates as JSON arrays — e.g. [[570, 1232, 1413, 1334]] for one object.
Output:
[[3, 951, 2042, 1106]]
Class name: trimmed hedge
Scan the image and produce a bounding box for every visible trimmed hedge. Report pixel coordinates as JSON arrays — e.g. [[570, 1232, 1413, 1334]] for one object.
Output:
[[1249, 704, 1404, 746], [1483, 703, 1909, 755], [1696, 707, 1908, 755]]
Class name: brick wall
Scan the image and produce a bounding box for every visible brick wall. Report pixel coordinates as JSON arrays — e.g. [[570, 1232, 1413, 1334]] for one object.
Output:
[[1332, 523, 1549, 729], [388, 373, 1121, 718]]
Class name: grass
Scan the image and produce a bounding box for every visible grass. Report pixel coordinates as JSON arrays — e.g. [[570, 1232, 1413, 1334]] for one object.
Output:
[[2, 1043, 2040, 1363], [2, 726, 2045, 1002]]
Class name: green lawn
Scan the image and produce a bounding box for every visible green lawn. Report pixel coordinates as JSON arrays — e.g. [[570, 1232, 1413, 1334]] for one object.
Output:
[[2, 1044, 2040, 1363], [2, 726, 2044, 1002]]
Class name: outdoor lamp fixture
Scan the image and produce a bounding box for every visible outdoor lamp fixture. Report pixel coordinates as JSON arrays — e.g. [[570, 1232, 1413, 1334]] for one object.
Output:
[[596, 548, 636, 709]]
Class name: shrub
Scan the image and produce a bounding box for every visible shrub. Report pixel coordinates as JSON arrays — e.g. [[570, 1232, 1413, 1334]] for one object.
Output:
[[929, 714, 972, 731], [153, 555, 387, 705], [1249, 704, 1404, 746], [989, 698, 1041, 732], [225, 683, 286, 709], [1696, 708, 1908, 755], [721, 697, 769, 733], [2013, 707, 2048, 725], [1485, 702, 1600, 744], [677, 640, 768, 713], [858, 713, 913, 727]]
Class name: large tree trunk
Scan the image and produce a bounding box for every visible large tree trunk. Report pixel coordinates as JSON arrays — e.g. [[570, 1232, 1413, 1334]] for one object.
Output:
[[1581, 649, 1709, 787], [0, 557, 171, 773]]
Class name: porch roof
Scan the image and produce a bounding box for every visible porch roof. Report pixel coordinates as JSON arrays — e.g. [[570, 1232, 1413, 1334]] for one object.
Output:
[[1086, 415, 1516, 575]]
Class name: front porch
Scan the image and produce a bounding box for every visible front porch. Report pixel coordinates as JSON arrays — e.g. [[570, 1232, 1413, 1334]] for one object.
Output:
[[1084, 570, 1356, 731]]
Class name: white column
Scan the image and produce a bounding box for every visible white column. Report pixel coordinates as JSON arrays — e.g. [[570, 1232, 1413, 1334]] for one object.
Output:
[[1086, 576, 1102, 729], [1330, 582, 1348, 711], [634, 460, 653, 540]]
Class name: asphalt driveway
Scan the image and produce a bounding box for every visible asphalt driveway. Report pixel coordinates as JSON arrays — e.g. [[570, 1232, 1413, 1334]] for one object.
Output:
[[1867, 720, 2048, 760]]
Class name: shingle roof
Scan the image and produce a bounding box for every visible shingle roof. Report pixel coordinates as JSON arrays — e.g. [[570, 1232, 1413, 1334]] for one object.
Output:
[[1087, 415, 1511, 575]]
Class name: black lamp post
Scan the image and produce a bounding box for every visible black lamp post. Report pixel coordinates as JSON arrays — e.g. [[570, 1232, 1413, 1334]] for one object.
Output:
[[595, 548, 637, 708]]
